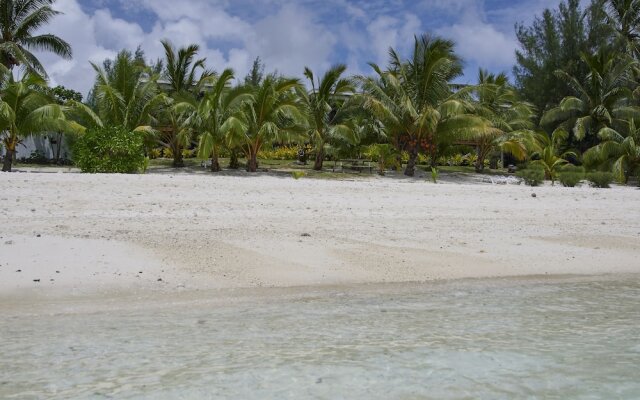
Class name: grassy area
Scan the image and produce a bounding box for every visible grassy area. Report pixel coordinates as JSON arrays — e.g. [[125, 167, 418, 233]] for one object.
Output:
[[432, 165, 511, 175], [145, 158, 513, 180]]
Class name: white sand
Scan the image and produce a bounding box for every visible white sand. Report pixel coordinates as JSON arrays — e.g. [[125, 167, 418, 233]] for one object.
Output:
[[1, 172, 639, 298]]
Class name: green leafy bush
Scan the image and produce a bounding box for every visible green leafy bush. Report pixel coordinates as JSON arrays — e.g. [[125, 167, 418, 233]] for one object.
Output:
[[258, 146, 299, 160], [517, 167, 545, 186], [587, 171, 614, 188], [73, 126, 146, 173], [558, 165, 585, 187]]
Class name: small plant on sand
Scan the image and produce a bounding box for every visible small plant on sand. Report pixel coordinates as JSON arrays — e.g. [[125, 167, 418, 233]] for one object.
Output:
[[430, 167, 439, 183], [586, 171, 614, 188], [291, 171, 306, 180], [558, 165, 585, 187], [73, 126, 146, 173], [367, 144, 399, 175], [517, 166, 545, 186]]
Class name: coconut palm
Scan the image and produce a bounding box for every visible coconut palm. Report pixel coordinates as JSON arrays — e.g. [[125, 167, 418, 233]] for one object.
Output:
[[367, 143, 399, 175], [458, 69, 536, 172], [584, 120, 640, 182], [0, 69, 82, 171], [178, 69, 249, 172], [299, 64, 356, 170], [0, 0, 72, 75], [528, 129, 577, 183], [71, 49, 167, 134], [605, 0, 640, 57], [228, 75, 304, 172], [158, 40, 214, 167], [361, 35, 489, 176], [541, 48, 640, 150]]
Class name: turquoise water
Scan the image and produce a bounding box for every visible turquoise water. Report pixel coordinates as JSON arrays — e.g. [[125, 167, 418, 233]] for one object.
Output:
[[1, 275, 639, 399]]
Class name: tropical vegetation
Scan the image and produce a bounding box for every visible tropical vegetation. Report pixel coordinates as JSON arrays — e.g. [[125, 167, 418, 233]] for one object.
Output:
[[1, 0, 640, 187], [0, 0, 72, 75]]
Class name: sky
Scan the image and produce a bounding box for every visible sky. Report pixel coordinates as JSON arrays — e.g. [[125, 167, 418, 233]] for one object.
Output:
[[37, 0, 562, 96]]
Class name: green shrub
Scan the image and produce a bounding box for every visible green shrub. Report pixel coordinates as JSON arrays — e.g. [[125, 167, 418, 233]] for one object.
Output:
[[558, 165, 585, 187], [182, 149, 196, 159], [73, 126, 146, 173], [148, 148, 162, 159], [258, 146, 298, 160], [517, 167, 545, 186], [587, 171, 614, 188]]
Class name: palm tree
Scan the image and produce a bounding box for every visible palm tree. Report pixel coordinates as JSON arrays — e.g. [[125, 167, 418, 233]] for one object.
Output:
[[458, 69, 535, 172], [367, 143, 399, 175], [605, 0, 640, 57], [159, 40, 214, 167], [584, 120, 640, 182], [178, 69, 249, 172], [362, 35, 489, 176], [72, 49, 167, 134], [541, 49, 640, 151], [528, 129, 577, 183], [299, 64, 356, 170], [228, 75, 304, 172], [0, 68, 82, 171], [0, 0, 72, 75]]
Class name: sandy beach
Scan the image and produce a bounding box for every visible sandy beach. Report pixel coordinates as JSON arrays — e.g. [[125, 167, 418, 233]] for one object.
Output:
[[1, 172, 639, 298]]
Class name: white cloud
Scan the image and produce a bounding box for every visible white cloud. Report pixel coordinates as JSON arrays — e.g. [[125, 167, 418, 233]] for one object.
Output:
[[438, 22, 518, 70], [36, 0, 341, 94], [247, 5, 337, 76], [366, 14, 421, 66], [32, 0, 561, 96]]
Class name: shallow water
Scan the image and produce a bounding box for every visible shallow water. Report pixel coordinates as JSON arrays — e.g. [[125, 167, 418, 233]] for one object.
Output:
[[1, 276, 640, 399]]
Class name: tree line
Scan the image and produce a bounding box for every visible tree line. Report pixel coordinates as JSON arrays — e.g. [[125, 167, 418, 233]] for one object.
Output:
[[1, 0, 639, 183]]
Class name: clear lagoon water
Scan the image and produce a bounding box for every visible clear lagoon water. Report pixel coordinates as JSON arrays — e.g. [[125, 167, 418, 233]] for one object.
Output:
[[1, 275, 639, 399]]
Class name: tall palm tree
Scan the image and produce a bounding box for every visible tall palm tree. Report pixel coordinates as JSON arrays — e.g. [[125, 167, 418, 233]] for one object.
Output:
[[159, 40, 214, 167], [0, 68, 82, 171], [161, 40, 213, 96], [299, 64, 356, 170], [72, 49, 167, 134], [458, 69, 535, 172], [605, 0, 640, 57], [541, 48, 640, 151], [228, 75, 304, 172], [584, 120, 640, 182], [362, 35, 489, 176], [0, 0, 72, 75], [178, 69, 249, 172]]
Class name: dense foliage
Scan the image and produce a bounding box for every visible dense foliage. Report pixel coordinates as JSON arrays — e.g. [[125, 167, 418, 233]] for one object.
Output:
[[73, 126, 146, 173], [2, 0, 640, 186]]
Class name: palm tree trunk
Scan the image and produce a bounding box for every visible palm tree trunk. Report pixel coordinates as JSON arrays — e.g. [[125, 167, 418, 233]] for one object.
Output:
[[229, 150, 239, 169], [172, 144, 184, 168], [313, 147, 325, 171], [404, 147, 419, 177], [2, 148, 14, 172], [247, 149, 258, 172], [429, 146, 437, 169], [475, 145, 484, 173], [210, 147, 221, 172]]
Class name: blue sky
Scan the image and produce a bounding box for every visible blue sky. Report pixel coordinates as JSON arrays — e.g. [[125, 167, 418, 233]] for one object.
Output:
[[38, 0, 561, 95]]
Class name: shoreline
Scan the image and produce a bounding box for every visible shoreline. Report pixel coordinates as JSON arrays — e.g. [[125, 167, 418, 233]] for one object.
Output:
[[3, 273, 639, 315], [2, 172, 639, 303]]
